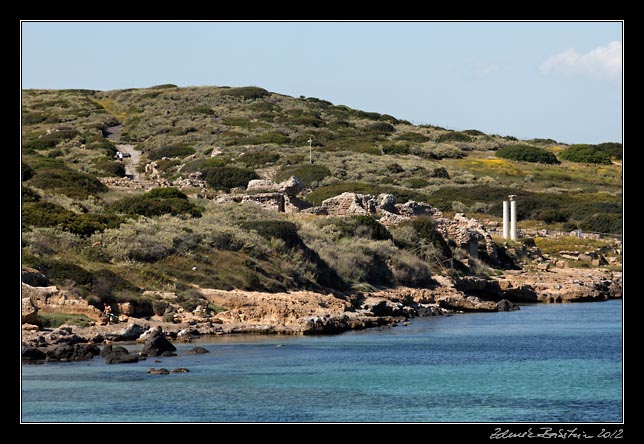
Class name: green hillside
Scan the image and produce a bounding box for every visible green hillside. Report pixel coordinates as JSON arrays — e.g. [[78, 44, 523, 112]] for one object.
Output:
[[21, 85, 622, 310]]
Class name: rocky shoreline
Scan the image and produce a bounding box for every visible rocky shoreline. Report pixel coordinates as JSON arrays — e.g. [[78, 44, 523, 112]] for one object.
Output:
[[21, 265, 621, 364]]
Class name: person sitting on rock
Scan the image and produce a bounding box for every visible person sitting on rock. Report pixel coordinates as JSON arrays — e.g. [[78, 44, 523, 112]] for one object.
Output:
[[104, 303, 116, 324]]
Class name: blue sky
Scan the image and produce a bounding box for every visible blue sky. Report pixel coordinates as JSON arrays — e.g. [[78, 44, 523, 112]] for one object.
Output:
[[21, 21, 622, 144]]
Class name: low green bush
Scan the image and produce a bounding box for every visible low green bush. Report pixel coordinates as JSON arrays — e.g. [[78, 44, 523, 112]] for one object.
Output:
[[181, 157, 230, 173], [222, 117, 250, 127], [202, 166, 259, 190], [396, 132, 430, 142], [22, 201, 74, 227], [22, 163, 35, 181], [579, 213, 622, 234], [595, 142, 622, 160], [188, 105, 215, 115], [239, 150, 281, 167], [383, 145, 411, 155], [353, 110, 382, 121], [462, 129, 485, 136], [221, 86, 271, 100], [527, 138, 558, 145], [148, 144, 195, 160], [431, 167, 450, 179], [145, 187, 187, 199], [27, 168, 108, 198], [324, 138, 381, 155], [436, 131, 473, 143], [364, 122, 395, 134], [95, 160, 126, 177], [22, 186, 40, 202], [38, 313, 92, 328], [22, 112, 49, 125], [109, 195, 202, 218], [496, 144, 560, 164], [559, 144, 612, 165], [274, 164, 331, 186], [405, 178, 428, 189], [92, 269, 140, 298], [232, 132, 290, 145], [240, 220, 302, 249], [335, 216, 392, 241], [38, 259, 94, 287], [22, 202, 120, 235]]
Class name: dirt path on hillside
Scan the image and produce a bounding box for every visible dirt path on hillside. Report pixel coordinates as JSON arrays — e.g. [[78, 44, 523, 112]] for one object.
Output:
[[106, 125, 141, 181]]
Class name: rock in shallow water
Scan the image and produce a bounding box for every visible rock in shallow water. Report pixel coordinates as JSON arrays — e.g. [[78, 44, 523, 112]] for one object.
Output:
[[187, 347, 210, 354], [46, 343, 100, 362], [147, 368, 170, 375], [22, 347, 46, 361], [140, 327, 177, 357]]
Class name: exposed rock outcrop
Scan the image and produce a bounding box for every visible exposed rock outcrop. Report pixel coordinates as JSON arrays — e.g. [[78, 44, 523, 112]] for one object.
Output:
[[22, 347, 47, 361], [22, 297, 38, 325], [140, 327, 177, 357], [187, 347, 210, 354], [22, 283, 102, 320], [46, 343, 100, 362], [21, 267, 49, 287], [119, 323, 145, 340]]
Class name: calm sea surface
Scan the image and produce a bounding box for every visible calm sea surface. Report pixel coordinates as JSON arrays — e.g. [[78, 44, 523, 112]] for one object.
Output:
[[21, 299, 622, 423]]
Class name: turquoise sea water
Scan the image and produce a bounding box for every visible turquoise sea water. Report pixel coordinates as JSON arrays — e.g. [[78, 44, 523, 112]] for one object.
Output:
[[21, 300, 622, 423]]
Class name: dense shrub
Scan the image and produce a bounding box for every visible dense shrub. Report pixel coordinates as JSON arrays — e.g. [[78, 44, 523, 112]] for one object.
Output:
[[37, 260, 94, 287], [335, 216, 392, 241], [222, 117, 249, 127], [109, 194, 202, 218], [188, 105, 215, 115], [152, 300, 170, 316], [202, 166, 259, 190], [364, 122, 395, 134], [436, 131, 472, 143], [22, 186, 40, 202], [22, 202, 74, 227], [22, 163, 35, 181], [579, 214, 622, 234], [239, 150, 281, 167], [431, 167, 450, 179], [234, 132, 290, 145], [148, 144, 195, 160], [274, 164, 331, 186], [462, 129, 485, 136], [287, 114, 325, 128], [405, 178, 428, 189], [22, 202, 120, 235], [92, 269, 140, 298], [95, 160, 126, 177], [353, 110, 382, 121], [241, 220, 301, 248], [536, 209, 569, 223], [146, 187, 187, 199], [595, 142, 622, 160], [324, 138, 381, 155], [23, 137, 59, 151], [22, 112, 49, 125], [396, 132, 430, 143], [527, 138, 558, 145], [221, 86, 271, 100], [28, 168, 108, 198], [382, 145, 411, 155], [496, 144, 560, 164], [559, 144, 612, 165], [181, 157, 230, 173]]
